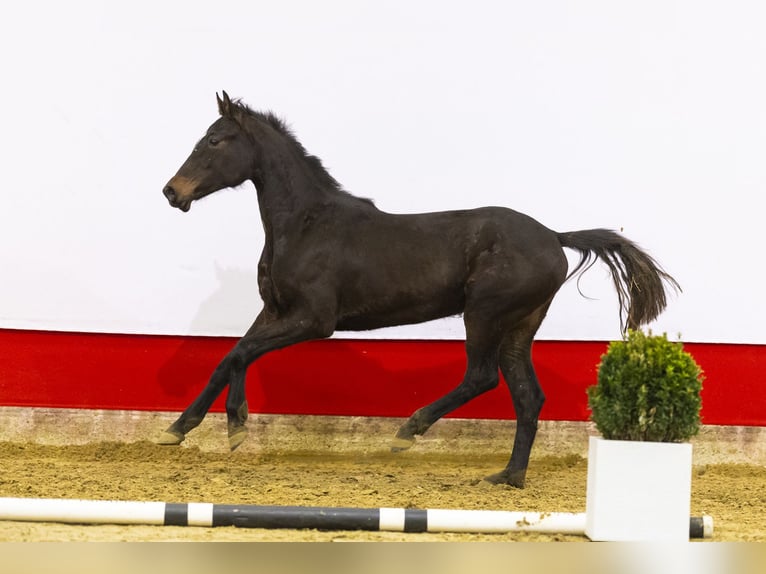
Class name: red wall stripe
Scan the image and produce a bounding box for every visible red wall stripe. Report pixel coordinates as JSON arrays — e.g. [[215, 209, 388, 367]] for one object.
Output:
[[0, 329, 762, 426]]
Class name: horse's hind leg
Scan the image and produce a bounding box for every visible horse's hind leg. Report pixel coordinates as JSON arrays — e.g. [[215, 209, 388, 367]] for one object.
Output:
[[392, 325, 502, 451], [484, 305, 550, 488]]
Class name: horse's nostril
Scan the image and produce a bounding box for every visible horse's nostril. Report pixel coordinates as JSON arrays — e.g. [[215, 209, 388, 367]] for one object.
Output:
[[163, 185, 176, 202]]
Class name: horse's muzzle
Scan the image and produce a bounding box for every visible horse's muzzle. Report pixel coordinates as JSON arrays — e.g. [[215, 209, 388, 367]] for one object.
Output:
[[162, 184, 191, 212]]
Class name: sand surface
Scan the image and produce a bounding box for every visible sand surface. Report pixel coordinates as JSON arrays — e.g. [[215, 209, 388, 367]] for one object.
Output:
[[0, 439, 763, 541]]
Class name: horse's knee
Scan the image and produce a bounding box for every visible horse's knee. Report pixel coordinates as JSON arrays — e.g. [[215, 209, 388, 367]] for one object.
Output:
[[220, 347, 248, 375]]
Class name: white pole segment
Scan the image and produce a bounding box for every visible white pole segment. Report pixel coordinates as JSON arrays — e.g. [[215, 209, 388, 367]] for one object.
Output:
[[378, 507, 406, 531], [186, 502, 215, 527], [426, 509, 586, 534], [0, 497, 166, 525]]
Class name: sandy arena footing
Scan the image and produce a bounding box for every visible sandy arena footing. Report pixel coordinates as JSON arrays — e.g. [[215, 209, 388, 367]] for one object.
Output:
[[0, 407, 763, 466]]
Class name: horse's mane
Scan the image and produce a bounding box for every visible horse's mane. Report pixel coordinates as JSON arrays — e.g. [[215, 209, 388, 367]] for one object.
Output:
[[229, 100, 374, 206]]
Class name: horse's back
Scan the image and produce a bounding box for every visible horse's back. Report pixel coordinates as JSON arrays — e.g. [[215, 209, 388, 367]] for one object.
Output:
[[384, 206, 565, 272], [331, 205, 566, 331]]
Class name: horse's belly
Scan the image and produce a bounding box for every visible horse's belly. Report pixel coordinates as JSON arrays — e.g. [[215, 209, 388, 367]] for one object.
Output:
[[335, 286, 464, 332]]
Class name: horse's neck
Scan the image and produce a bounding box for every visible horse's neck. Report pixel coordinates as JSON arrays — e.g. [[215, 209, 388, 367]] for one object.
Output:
[[249, 121, 368, 229], [254, 147, 333, 226]]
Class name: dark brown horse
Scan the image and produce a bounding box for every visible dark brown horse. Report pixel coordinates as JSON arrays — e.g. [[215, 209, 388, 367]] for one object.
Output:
[[160, 92, 679, 487]]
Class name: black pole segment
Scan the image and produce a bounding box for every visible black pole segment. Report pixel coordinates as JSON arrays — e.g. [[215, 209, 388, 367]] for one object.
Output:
[[689, 517, 704, 539], [163, 503, 188, 526], [403, 509, 428, 532], [213, 505, 381, 531]]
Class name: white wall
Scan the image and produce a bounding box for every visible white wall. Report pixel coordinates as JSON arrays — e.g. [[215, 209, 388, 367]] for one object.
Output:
[[0, 1, 764, 343]]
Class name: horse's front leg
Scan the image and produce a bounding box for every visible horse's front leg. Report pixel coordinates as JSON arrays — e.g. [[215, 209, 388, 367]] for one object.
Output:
[[222, 312, 271, 451], [157, 354, 241, 445], [162, 349, 251, 450], [158, 308, 333, 448], [224, 369, 250, 451]]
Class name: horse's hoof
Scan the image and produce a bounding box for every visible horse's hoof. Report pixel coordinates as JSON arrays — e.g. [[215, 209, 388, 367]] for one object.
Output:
[[237, 401, 249, 423], [483, 470, 525, 489], [228, 427, 248, 451], [157, 430, 185, 445], [390, 436, 415, 453]]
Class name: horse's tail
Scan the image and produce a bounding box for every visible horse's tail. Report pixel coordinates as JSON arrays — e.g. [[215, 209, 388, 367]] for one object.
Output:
[[556, 229, 680, 333]]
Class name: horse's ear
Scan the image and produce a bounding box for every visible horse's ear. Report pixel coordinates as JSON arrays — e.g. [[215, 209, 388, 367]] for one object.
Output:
[[217, 91, 232, 117]]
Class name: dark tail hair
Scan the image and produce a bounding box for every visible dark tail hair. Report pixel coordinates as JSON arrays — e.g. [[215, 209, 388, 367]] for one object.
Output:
[[557, 229, 680, 333]]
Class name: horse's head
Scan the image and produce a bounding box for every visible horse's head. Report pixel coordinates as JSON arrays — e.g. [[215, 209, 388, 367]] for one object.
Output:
[[163, 91, 254, 212]]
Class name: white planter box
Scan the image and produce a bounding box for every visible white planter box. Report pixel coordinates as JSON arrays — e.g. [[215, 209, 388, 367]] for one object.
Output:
[[585, 436, 693, 541]]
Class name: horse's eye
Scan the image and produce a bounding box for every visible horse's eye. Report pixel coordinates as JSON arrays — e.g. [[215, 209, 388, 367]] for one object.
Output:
[[209, 137, 220, 147]]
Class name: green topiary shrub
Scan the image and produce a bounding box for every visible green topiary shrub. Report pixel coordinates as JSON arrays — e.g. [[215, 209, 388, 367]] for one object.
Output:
[[587, 330, 704, 442]]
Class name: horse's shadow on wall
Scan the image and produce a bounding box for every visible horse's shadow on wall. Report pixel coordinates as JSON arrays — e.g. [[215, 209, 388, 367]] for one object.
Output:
[[156, 263, 258, 406]]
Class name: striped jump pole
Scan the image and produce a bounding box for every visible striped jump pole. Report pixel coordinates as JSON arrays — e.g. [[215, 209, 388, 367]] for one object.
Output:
[[0, 498, 713, 538]]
